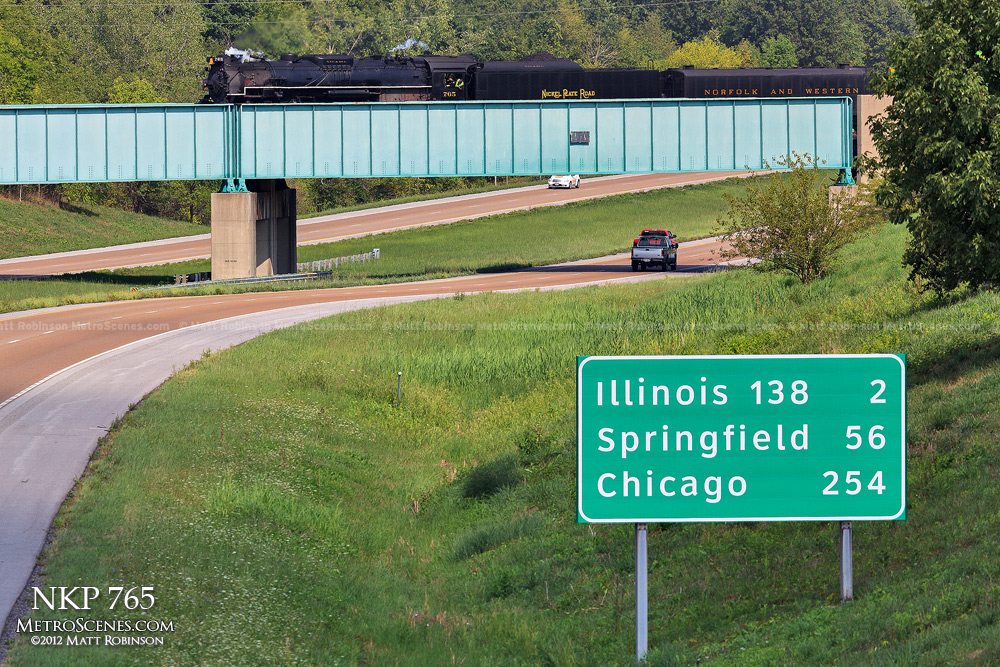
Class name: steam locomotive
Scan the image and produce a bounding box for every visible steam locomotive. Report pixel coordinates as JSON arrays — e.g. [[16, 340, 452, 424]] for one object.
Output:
[[201, 52, 869, 106]]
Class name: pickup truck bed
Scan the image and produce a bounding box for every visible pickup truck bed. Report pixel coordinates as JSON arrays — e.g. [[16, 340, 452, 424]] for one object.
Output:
[[631, 236, 677, 271]]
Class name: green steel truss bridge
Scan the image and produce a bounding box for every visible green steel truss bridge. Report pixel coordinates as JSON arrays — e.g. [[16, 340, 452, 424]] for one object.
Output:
[[0, 98, 854, 189], [0, 98, 854, 279]]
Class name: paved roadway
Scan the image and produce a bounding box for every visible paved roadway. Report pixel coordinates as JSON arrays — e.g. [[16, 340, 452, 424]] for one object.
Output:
[[0, 173, 732, 641], [0, 172, 734, 276], [0, 239, 725, 406], [0, 240, 728, 640]]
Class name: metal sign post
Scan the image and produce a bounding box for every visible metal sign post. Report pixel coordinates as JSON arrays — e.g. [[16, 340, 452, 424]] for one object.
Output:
[[840, 521, 853, 602], [635, 523, 648, 662]]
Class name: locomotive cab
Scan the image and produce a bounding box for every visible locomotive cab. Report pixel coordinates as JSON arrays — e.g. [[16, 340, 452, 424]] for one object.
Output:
[[423, 56, 477, 101]]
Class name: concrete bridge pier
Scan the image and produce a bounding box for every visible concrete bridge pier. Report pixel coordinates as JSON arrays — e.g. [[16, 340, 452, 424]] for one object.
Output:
[[211, 179, 296, 280]]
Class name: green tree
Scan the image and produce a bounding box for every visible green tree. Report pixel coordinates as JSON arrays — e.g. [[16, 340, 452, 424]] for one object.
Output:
[[851, 0, 915, 68], [243, 0, 456, 57], [657, 3, 719, 44], [108, 77, 162, 104], [716, 0, 864, 67], [0, 5, 79, 103], [31, 0, 207, 102], [664, 36, 744, 69], [202, 0, 259, 48], [759, 34, 798, 67], [0, 30, 40, 104], [632, 14, 678, 66], [869, 0, 1000, 292], [715, 154, 876, 283]]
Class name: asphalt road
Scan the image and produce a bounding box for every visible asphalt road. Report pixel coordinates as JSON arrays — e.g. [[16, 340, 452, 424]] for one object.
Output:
[[0, 172, 735, 276], [0, 239, 725, 406], [0, 174, 732, 640]]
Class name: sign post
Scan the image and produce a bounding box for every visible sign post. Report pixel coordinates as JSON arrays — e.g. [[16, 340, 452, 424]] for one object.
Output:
[[635, 523, 647, 660], [577, 354, 906, 659], [841, 521, 853, 602]]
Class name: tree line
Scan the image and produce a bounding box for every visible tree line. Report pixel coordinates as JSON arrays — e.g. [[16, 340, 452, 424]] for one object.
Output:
[[0, 0, 915, 222]]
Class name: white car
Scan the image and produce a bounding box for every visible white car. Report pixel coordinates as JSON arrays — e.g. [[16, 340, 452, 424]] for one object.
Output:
[[548, 174, 581, 189]]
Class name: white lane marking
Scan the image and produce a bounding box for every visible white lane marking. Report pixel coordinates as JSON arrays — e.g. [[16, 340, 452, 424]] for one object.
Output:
[[180, 306, 191, 309], [42, 331, 53, 335], [111, 316, 123, 320], [7, 339, 20, 344], [145, 311, 158, 314]]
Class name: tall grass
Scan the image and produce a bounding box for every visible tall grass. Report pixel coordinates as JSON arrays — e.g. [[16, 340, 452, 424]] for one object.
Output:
[[9, 223, 1000, 665]]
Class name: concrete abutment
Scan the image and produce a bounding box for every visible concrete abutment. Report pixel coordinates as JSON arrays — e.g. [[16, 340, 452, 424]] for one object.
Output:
[[211, 180, 296, 280]]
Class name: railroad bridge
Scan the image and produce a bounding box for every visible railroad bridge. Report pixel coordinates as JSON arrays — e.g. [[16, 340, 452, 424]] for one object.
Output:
[[0, 98, 858, 279]]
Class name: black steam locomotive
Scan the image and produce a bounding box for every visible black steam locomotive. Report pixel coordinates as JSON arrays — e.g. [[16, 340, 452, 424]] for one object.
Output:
[[202, 52, 868, 105]]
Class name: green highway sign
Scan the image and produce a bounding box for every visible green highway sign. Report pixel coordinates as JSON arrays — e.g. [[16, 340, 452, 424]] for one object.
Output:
[[577, 355, 906, 523]]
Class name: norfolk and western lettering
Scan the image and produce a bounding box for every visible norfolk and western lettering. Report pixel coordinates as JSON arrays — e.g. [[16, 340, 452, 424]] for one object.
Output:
[[700, 87, 861, 96]]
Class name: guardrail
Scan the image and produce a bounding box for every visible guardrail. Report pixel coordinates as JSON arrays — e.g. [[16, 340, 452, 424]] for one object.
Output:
[[296, 248, 380, 273], [163, 248, 381, 291]]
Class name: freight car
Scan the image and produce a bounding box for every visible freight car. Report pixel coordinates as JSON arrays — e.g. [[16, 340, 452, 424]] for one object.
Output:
[[201, 52, 868, 105], [659, 65, 869, 103]]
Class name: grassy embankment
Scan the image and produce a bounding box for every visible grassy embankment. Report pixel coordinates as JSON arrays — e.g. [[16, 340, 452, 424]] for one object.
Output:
[[0, 178, 740, 314], [0, 200, 206, 261], [6, 222, 1000, 665], [0, 179, 549, 262]]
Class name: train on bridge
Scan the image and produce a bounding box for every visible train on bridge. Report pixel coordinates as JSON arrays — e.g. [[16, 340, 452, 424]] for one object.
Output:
[[202, 52, 869, 107]]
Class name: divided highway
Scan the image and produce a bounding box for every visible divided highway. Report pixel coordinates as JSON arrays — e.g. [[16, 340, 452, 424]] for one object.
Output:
[[0, 172, 732, 638], [0, 172, 732, 276]]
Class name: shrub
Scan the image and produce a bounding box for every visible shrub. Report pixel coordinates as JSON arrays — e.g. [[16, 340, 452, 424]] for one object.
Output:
[[714, 153, 879, 282]]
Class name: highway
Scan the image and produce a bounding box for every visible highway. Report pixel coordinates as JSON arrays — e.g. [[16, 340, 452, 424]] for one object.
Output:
[[0, 172, 734, 276], [0, 173, 731, 639], [0, 240, 725, 406]]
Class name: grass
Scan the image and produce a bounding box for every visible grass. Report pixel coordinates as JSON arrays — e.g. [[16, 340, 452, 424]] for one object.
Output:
[[0, 178, 552, 263], [0, 178, 742, 314], [6, 222, 1000, 665], [0, 200, 206, 260], [295, 175, 551, 218], [0, 176, 568, 265]]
